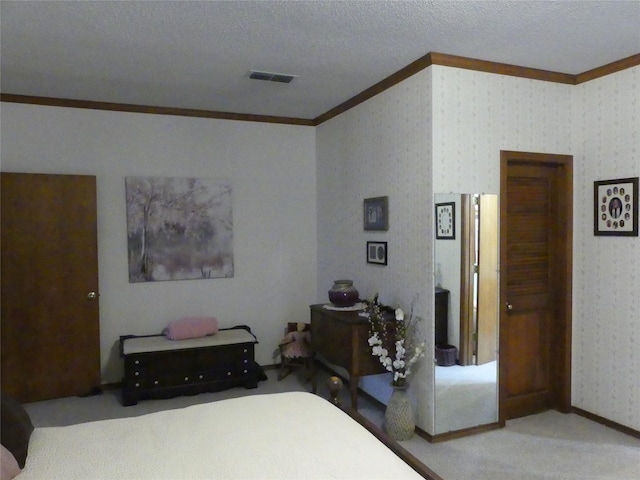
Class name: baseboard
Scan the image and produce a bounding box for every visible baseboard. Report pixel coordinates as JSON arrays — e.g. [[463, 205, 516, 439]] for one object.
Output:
[[572, 406, 640, 439], [429, 422, 501, 442], [413, 426, 435, 443]]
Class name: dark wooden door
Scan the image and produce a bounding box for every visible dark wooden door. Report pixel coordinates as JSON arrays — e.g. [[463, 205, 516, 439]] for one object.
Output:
[[1, 172, 101, 402], [499, 152, 572, 422]]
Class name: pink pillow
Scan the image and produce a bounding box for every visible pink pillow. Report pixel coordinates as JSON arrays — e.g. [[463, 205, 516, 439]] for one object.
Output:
[[163, 317, 219, 340], [1, 444, 21, 480]]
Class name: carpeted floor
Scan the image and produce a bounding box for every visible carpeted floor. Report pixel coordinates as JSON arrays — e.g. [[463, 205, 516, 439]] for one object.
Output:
[[434, 361, 497, 433], [23, 367, 640, 480], [403, 410, 639, 480]]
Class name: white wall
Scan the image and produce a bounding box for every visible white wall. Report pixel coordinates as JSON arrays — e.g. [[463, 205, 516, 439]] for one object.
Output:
[[0, 102, 317, 384], [571, 66, 640, 431], [316, 69, 434, 432]]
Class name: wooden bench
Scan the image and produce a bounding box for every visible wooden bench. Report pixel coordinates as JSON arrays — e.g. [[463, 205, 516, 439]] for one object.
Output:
[[120, 326, 259, 406]]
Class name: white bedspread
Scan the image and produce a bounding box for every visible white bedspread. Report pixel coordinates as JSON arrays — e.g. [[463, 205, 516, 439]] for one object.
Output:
[[20, 392, 424, 479], [435, 361, 498, 433]]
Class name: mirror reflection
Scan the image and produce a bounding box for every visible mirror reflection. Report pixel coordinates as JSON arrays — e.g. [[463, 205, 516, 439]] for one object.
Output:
[[434, 193, 499, 434]]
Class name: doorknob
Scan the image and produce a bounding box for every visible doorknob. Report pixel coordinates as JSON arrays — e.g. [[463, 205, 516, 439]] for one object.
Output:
[[87, 291, 97, 299], [506, 302, 513, 311]]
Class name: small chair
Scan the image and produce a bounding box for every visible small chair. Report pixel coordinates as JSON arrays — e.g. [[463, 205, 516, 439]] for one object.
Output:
[[278, 322, 312, 381]]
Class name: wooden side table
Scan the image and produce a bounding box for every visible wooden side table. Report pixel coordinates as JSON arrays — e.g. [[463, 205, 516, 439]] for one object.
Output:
[[309, 304, 385, 409]]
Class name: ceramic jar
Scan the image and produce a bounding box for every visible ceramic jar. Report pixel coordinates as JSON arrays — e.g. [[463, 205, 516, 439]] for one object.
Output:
[[328, 280, 359, 307]]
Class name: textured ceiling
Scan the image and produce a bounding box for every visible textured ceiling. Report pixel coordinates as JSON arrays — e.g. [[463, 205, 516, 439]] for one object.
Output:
[[1, 1, 639, 120]]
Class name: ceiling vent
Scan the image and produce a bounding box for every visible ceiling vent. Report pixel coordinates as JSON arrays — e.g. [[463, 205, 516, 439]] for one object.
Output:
[[248, 70, 297, 84]]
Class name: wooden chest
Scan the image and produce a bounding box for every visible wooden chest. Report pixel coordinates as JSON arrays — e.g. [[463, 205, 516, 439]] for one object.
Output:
[[120, 326, 259, 406]]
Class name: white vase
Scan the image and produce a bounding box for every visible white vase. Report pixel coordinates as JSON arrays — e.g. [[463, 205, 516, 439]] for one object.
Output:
[[384, 383, 415, 440]]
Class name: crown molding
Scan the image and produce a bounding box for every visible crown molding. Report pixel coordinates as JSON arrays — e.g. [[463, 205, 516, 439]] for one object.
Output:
[[575, 53, 640, 84], [2, 52, 638, 125], [313, 52, 578, 125], [0, 94, 315, 126], [312, 52, 434, 125], [313, 52, 639, 125], [429, 52, 576, 84]]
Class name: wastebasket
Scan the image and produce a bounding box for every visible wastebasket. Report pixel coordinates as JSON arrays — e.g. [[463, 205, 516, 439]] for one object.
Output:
[[435, 344, 457, 366]]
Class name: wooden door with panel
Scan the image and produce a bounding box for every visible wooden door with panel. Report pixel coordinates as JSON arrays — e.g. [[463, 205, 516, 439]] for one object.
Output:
[[1, 173, 101, 402], [499, 152, 572, 421]]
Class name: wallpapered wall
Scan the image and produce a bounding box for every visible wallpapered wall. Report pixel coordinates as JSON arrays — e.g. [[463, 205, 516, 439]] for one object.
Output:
[[433, 193, 462, 351], [316, 69, 434, 432], [571, 66, 639, 430], [318, 63, 639, 434], [431, 65, 574, 390], [431, 65, 572, 193], [431, 65, 640, 432], [434, 65, 640, 431], [1, 103, 318, 383]]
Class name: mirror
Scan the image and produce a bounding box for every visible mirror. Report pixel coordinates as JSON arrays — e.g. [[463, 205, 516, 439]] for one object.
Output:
[[434, 193, 499, 435]]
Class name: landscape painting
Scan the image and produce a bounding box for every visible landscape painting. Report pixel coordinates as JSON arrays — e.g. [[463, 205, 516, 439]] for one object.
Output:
[[126, 176, 233, 282]]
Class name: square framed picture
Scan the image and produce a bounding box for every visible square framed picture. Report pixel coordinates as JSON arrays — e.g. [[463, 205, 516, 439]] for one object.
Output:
[[367, 241, 387, 265], [435, 202, 456, 239], [364, 196, 389, 231], [594, 177, 638, 236]]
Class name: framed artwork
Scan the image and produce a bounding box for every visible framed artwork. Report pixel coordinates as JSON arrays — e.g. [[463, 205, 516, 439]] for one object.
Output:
[[125, 176, 234, 282], [435, 202, 455, 239], [367, 241, 387, 265], [364, 196, 389, 231], [594, 177, 638, 236]]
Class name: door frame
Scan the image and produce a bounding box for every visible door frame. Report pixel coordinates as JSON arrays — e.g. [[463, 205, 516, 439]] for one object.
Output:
[[498, 151, 573, 425], [459, 194, 476, 366]]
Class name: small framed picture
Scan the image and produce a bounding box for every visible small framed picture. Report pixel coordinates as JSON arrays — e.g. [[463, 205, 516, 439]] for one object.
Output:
[[364, 196, 389, 231], [435, 202, 456, 239], [594, 177, 638, 236], [367, 241, 387, 265]]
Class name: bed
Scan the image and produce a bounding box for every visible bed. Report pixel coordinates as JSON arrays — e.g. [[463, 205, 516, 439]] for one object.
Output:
[[434, 361, 498, 434], [5, 391, 440, 480]]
